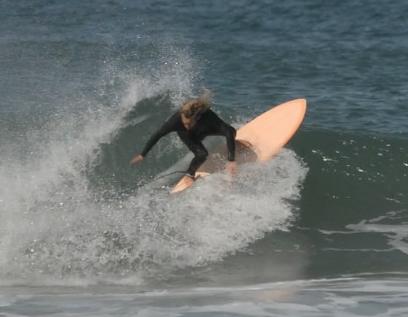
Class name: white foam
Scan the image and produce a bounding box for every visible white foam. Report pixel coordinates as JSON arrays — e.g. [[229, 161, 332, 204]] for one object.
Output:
[[347, 221, 408, 255], [0, 148, 307, 286], [319, 209, 408, 256]]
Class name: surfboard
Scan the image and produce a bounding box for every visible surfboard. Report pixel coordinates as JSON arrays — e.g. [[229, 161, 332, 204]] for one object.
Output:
[[170, 98, 307, 193]]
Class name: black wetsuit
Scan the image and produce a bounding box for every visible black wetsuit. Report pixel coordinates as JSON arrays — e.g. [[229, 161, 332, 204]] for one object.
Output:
[[141, 109, 236, 176]]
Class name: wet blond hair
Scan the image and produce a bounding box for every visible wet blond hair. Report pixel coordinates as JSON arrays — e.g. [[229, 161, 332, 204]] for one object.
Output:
[[180, 89, 212, 119]]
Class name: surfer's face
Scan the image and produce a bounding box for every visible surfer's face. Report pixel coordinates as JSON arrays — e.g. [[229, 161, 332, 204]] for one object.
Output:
[[181, 114, 196, 130]]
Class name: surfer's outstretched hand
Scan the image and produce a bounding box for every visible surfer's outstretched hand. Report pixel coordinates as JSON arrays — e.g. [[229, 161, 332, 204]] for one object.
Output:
[[130, 154, 144, 166], [226, 161, 237, 176]]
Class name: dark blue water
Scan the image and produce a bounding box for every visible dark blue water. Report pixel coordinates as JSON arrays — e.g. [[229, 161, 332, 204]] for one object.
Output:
[[1, 1, 408, 316]]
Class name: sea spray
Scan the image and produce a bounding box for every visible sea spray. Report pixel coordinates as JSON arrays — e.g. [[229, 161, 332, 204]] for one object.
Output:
[[0, 48, 198, 284]]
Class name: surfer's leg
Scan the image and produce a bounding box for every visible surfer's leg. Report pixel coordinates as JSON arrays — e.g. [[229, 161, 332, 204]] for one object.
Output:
[[177, 132, 208, 176], [187, 144, 208, 176]]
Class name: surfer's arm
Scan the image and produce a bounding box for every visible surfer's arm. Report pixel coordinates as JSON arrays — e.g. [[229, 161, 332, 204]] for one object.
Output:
[[206, 110, 236, 161], [219, 124, 236, 161], [221, 125, 237, 176], [140, 114, 177, 157]]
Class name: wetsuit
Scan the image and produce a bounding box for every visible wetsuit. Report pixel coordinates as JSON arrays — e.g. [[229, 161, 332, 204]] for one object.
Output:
[[141, 109, 236, 176]]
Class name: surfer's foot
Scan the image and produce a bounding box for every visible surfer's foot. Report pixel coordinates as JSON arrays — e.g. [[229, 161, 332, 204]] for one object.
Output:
[[184, 174, 195, 186]]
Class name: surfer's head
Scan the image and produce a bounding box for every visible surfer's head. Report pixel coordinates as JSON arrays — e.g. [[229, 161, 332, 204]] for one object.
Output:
[[180, 89, 211, 130]]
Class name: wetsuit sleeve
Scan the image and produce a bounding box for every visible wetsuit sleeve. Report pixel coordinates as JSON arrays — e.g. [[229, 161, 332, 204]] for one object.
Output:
[[207, 110, 236, 161], [221, 124, 236, 161], [140, 113, 178, 157]]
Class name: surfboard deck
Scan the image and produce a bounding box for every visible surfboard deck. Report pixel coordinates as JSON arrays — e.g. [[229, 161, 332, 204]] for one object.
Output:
[[170, 99, 307, 193]]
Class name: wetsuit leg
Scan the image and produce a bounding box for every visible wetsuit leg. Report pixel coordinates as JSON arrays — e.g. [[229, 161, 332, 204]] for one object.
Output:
[[177, 131, 208, 176]]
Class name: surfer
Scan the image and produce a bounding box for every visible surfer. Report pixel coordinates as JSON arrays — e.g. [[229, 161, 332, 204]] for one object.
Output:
[[130, 91, 237, 186]]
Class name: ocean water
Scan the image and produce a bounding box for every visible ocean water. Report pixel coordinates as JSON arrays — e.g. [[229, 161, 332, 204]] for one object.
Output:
[[1, 0, 408, 316]]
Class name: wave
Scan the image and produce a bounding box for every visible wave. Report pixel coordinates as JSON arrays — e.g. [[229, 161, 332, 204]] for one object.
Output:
[[3, 88, 408, 286], [0, 55, 308, 286]]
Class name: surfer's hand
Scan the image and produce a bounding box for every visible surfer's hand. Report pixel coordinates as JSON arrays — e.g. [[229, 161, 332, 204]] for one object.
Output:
[[226, 161, 237, 176], [130, 154, 144, 166]]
